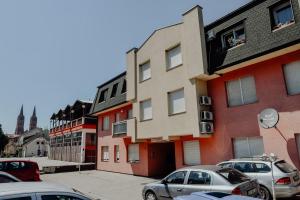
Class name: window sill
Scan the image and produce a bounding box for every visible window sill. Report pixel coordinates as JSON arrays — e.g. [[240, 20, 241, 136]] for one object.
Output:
[[101, 160, 109, 162], [128, 160, 140, 164], [227, 101, 259, 108], [226, 43, 245, 51], [272, 22, 295, 32], [166, 63, 183, 72], [168, 111, 186, 117], [140, 118, 153, 123], [287, 92, 300, 97], [139, 78, 151, 84]]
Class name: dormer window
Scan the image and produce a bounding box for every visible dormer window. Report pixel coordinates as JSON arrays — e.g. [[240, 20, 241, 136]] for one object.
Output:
[[99, 88, 108, 103], [222, 24, 245, 49], [110, 83, 118, 98], [271, 1, 294, 30]]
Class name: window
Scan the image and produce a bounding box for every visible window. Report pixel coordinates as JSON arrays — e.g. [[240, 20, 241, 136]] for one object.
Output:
[[127, 109, 133, 119], [99, 88, 109, 103], [121, 80, 126, 93], [139, 61, 151, 82], [284, 60, 300, 95], [271, 1, 294, 30], [111, 83, 119, 98], [233, 137, 264, 158], [115, 145, 120, 162], [102, 116, 110, 131], [3, 197, 32, 200], [254, 163, 271, 173], [217, 168, 250, 184], [168, 89, 185, 115], [183, 141, 201, 165], [6, 162, 20, 170], [115, 113, 120, 122], [165, 171, 187, 184], [0, 175, 17, 183], [41, 195, 84, 200], [222, 24, 245, 49], [187, 171, 211, 185], [128, 144, 139, 162], [233, 162, 256, 173], [101, 146, 109, 161], [166, 44, 182, 70], [226, 76, 257, 107], [218, 162, 233, 168], [275, 160, 295, 173], [140, 99, 152, 121]]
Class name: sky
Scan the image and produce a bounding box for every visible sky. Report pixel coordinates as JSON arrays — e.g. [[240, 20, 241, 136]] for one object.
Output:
[[0, 0, 251, 134]]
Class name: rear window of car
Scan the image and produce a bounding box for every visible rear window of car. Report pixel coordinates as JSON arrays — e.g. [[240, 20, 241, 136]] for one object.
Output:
[[217, 168, 250, 184], [275, 160, 295, 173], [206, 192, 231, 198]]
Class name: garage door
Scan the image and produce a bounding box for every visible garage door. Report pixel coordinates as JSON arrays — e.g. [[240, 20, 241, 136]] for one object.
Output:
[[183, 141, 201, 165]]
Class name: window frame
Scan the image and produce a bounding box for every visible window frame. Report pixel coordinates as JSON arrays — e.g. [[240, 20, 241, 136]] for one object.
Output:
[[127, 143, 140, 163], [232, 137, 264, 159], [168, 88, 186, 116], [221, 24, 246, 50], [271, 0, 295, 30], [283, 60, 300, 96], [166, 44, 183, 71], [101, 146, 109, 162], [98, 88, 109, 103], [139, 60, 151, 83], [140, 99, 152, 122], [164, 170, 187, 185], [187, 171, 212, 185], [110, 83, 119, 98], [226, 76, 258, 107]]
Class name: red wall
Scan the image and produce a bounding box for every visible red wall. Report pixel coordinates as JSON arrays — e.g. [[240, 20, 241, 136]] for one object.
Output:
[[205, 50, 300, 167]]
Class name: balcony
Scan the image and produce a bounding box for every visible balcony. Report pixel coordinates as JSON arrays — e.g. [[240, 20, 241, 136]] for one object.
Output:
[[112, 120, 127, 135], [50, 117, 96, 134]]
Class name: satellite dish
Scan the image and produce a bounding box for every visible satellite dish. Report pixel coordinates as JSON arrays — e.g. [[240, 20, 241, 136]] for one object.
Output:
[[258, 108, 279, 129]]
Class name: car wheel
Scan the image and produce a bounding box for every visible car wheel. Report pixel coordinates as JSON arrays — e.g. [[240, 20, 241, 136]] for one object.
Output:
[[145, 191, 157, 200], [259, 185, 272, 200]]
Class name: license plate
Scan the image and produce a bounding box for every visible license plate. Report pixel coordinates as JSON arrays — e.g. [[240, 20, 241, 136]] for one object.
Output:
[[247, 188, 257, 196]]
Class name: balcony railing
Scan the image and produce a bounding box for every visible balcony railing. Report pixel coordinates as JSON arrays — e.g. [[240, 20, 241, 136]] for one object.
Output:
[[50, 117, 96, 133], [112, 121, 127, 135]]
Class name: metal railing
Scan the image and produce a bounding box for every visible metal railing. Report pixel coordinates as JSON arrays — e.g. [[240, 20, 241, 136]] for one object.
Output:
[[50, 117, 96, 133], [112, 121, 127, 135]]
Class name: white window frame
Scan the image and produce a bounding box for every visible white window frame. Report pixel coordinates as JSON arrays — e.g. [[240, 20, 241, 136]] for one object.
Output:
[[101, 146, 109, 161], [103, 116, 110, 131], [166, 44, 183, 70], [128, 144, 139, 163], [272, 1, 295, 29], [139, 61, 151, 82], [168, 88, 186, 115], [140, 99, 152, 121], [226, 76, 257, 107], [221, 24, 246, 49]]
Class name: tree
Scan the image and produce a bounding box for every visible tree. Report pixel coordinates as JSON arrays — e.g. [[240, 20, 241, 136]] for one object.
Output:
[[0, 124, 9, 156]]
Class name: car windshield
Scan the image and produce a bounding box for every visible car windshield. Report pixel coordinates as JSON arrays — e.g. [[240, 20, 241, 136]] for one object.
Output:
[[217, 168, 250, 184], [275, 160, 295, 173]]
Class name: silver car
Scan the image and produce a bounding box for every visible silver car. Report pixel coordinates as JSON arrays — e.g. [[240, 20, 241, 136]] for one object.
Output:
[[218, 158, 300, 200], [0, 182, 95, 200], [0, 171, 21, 183], [174, 192, 261, 200], [142, 165, 260, 200]]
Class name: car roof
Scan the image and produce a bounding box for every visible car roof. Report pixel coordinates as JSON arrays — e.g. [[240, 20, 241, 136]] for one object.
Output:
[[0, 160, 37, 163], [0, 182, 74, 196], [0, 171, 21, 181], [181, 165, 223, 172], [222, 158, 283, 163]]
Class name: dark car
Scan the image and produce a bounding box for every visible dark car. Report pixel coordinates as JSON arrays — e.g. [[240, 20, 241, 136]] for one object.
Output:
[[0, 160, 41, 181]]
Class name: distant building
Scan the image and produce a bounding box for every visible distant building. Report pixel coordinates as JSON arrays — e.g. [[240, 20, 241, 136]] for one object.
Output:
[[15, 105, 25, 135], [29, 106, 37, 131]]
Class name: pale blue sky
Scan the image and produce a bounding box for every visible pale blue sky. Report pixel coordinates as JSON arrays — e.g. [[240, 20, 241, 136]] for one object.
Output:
[[0, 0, 251, 134]]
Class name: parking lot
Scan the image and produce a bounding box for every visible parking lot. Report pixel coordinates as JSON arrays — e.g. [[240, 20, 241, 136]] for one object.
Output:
[[41, 170, 157, 200]]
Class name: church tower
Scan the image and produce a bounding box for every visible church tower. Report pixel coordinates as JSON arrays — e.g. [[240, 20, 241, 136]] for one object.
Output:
[[29, 106, 37, 130], [15, 105, 25, 135]]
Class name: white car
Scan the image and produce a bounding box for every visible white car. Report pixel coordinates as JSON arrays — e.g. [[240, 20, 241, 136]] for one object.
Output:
[[174, 192, 261, 200], [0, 182, 95, 200]]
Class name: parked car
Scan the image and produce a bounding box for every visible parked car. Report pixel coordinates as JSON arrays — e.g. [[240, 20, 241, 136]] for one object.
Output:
[[0, 182, 94, 200], [218, 157, 300, 200], [0, 171, 21, 183], [142, 165, 260, 200], [0, 160, 41, 181], [174, 192, 261, 200]]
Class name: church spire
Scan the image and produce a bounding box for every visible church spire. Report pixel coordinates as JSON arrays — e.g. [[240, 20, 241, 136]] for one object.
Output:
[[15, 105, 25, 135], [29, 106, 37, 130]]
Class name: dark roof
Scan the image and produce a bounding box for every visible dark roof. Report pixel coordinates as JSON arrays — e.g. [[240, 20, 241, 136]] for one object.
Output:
[[205, 0, 264, 31], [97, 71, 126, 89]]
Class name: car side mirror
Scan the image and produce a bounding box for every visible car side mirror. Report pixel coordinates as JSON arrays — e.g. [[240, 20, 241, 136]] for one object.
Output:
[[161, 179, 168, 185]]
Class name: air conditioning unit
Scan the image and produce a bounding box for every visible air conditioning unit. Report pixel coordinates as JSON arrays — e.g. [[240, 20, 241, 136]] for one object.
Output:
[[199, 96, 212, 106], [207, 30, 216, 41], [200, 122, 214, 134], [200, 111, 214, 121]]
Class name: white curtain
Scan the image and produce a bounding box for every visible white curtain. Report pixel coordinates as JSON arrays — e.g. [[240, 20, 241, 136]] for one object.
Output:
[[284, 61, 300, 95], [234, 137, 264, 158], [128, 144, 139, 162]]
